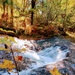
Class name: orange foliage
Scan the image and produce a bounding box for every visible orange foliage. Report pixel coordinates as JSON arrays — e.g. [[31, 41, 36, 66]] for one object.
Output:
[[15, 56, 23, 61]]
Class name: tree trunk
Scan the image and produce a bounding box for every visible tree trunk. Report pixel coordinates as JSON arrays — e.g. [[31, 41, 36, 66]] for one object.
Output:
[[3, 1, 5, 15], [31, 0, 36, 25], [11, 0, 13, 27], [6, 4, 8, 22], [23, 0, 26, 12]]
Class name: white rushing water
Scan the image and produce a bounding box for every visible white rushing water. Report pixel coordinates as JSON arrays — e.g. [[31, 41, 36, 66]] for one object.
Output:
[[2, 37, 70, 75]]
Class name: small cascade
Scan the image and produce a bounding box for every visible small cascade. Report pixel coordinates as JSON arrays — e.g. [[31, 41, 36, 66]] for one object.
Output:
[[21, 46, 69, 75], [0, 37, 70, 75]]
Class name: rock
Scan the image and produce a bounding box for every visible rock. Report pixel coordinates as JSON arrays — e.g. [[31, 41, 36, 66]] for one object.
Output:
[[59, 68, 69, 75], [70, 64, 75, 71], [30, 68, 51, 75], [66, 52, 70, 57], [4, 44, 8, 49], [0, 50, 12, 60], [60, 45, 68, 50], [42, 42, 51, 49], [0, 69, 6, 75], [30, 71, 37, 75]]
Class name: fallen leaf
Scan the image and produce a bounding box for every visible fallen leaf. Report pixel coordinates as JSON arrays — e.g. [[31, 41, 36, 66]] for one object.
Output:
[[15, 56, 23, 61], [0, 60, 15, 70], [50, 67, 61, 75]]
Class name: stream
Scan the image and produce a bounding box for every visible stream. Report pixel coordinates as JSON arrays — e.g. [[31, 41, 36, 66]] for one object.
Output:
[[0, 36, 73, 75]]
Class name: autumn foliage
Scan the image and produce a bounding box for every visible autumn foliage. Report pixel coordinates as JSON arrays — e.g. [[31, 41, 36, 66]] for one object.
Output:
[[50, 67, 61, 75], [15, 56, 23, 61], [0, 60, 15, 71]]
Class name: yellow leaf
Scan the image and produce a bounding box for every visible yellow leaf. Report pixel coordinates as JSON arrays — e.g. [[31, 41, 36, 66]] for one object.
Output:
[[50, 67, 61, 75], [0, 60, 15, 70]]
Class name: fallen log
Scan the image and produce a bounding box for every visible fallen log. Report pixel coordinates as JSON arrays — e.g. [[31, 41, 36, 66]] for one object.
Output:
[[0, 28, 17, 37], [0, 26, 16, 32]]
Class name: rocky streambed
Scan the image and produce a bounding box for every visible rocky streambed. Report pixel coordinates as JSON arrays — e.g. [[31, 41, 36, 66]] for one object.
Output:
[[0, 36, 75, 75]]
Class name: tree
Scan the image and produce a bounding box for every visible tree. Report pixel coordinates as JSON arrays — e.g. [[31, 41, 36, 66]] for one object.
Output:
[[31, 0, 36, 25], [11, 0, 13, 27], [2, 0, 9, 22], [3, 0, 6, 15]]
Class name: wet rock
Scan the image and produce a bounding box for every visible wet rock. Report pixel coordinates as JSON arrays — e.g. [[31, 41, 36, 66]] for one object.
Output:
[[70, 64, 75, 71], [4, 44, 8, 49], [36, 45, 42, 51], [66, 52, 70, 57], [31, 68, 51, 75], [60, 45, 68, 50], [42, 42, 51, 49], [54, 44, 60, 47], [59, 68, 69, 75], [0, 44, 8, 49], [30, 71, 37, 75], [0, 51, 12, 60], [0, 69, 6, 75]]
